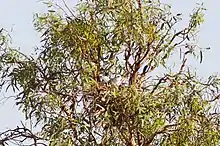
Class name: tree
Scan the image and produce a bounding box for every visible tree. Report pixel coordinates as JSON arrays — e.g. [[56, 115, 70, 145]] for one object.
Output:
[[0, 0, 220, 145]]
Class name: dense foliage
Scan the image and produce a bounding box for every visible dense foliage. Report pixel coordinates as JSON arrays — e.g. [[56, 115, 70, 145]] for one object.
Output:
[[0, 0, 220, 145]]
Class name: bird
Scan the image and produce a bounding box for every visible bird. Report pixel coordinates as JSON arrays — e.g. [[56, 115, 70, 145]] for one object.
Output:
[[109, 75, 122, 86], [100, 74, 110, 83], [100, 74, 127, 86]]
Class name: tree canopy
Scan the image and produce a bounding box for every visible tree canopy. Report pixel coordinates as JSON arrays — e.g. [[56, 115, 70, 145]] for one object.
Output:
[[0, 0, 220, 145]]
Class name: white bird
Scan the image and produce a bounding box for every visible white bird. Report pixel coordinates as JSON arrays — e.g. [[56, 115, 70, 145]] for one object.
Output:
[[109, 75, 122, 86], [100, 75, 110, 83]]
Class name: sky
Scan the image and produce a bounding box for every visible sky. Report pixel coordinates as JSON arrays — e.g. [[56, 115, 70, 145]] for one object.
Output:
[[0, 0, 220, 144]]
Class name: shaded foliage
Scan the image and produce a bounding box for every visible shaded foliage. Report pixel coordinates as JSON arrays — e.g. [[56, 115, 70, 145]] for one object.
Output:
[[0, 0, 220, 146]]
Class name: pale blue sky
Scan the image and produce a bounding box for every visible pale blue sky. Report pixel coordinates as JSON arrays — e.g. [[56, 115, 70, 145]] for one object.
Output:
[[0, 0, 220, 143]]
